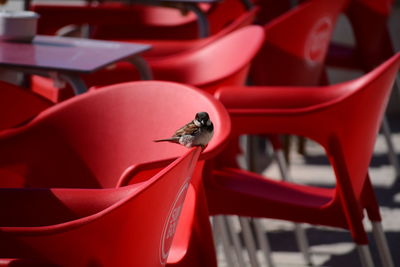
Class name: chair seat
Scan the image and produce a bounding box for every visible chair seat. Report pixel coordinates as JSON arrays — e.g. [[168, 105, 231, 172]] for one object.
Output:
[[215, 168, 333, 206], [207, 168, 346, 228]]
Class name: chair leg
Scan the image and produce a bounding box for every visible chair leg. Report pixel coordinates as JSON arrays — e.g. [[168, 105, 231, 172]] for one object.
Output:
[[213, 216, 238, 267], [246, 135, 258, 172], [371, 221, 394, 267], [253, 219, 275, 267], [244, 135, 275, 266], [239, 217, 261, 267], [274, 148, 313, 266], [357, 245, 375, 267], [381, 116, 400, 177], [293, 224, 313, 266], [396, 75, 400, 104], [225, 216, 247, 267]]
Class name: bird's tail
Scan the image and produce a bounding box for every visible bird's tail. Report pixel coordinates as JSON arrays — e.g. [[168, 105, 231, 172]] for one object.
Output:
[[153, 138, 179, 143]]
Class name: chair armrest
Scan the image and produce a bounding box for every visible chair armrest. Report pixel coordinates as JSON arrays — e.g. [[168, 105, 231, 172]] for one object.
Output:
[[117, 160, 174, 187], [215, 85, 342, 110], [214, 85, 344, 137]]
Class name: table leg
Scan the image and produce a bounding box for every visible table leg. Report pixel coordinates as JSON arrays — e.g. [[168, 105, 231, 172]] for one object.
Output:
[[241, 0, 254, 10], [184, 3, 210, 38], [58, 74, 88, 95], [24, 0, 31, 10], [28, 70, 88, 95], [126, 56, 154, 80]]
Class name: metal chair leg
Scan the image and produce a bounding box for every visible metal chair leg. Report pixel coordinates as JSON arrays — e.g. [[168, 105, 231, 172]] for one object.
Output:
[[253, 219, 275, 267], [213, 216, 237, 267], [372, 221, 394, 267], [395, 75, 400, 103], [381, 116, 400, 177], [239, 217, 261, 267], [226, 216, 247, 267], [274, 148, 313, 265], [357, 244, 375, 267], [242, 135, 269, 267]]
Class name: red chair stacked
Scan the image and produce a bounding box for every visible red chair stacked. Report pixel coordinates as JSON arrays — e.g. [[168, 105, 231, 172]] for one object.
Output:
[[326, 0, 400, 177], [32, 0, 248, 40], [211, 0, 348, 265], [31, 24, 265, 102], [327, 0, 395, 73], [210, 53, 400, 267], [30, 1, 259, 102]]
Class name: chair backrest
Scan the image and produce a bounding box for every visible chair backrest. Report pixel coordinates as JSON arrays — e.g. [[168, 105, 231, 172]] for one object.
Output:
[[0, 147, 201, 267], [150, 25, 265, 94], [252, 0, 293, 25], [250, 0, 348, 86], [0, 81, 230, 189], [344, 0, 395, 70], [32, 2, 199, 37], [29, 7, 259, 103], [32, 0, 248, 40], [215, 54, 400, 225], [324, 52, 400, 199], [92, 0, 248, 40], [139, 6, 259, 58], [0, 81, 52, 131], [220, 53, 400, 200]]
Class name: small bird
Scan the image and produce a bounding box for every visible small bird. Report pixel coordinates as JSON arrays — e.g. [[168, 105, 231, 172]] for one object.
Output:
[[154, 112, 214, 148]]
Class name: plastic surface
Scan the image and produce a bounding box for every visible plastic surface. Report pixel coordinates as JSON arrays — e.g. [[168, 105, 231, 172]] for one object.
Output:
[[211, 53, 400, 244], [250, 0, 348, 86], [32, 0, 247, 40], [327, 0, 395, 71], [0, 80, 51, 131], [0, 147, 201, 267], [0, 80, 231, 266], [0, 80, 230, 188], [131, 7, 259, 58], [148, 25, 264, 93]]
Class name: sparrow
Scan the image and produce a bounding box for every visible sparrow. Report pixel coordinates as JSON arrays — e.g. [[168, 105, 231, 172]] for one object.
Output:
[[154, 112, 214, 148]]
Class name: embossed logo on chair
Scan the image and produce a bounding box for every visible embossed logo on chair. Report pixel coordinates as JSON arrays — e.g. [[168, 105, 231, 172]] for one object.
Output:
[[159, 178, 190, 264], [305, 17, 332, 63]]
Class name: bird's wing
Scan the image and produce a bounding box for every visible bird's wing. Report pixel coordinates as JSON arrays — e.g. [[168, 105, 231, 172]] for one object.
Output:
[[173, 121, 199, 137]]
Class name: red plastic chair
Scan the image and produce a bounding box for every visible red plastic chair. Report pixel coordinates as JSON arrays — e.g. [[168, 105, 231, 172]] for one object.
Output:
[[31, 0, 247, 40], [322, 0, 400, 177], [250, 0, 348, 87], [0, 80, 231, 267], [247, 0, 348, 163], [220, 1, 347, 263], [31, 24, 265, 102], [326, 0, 395, 72], [247, 0, 348, 168], [146, 24, 264, 94], [210, 52, 400, 267], [250, 0, 290, 24], [127, 6, 258, 59], [31, 0, 257, 59], [0, 146, 201, 267], [0, 80, 230, 188], [0, 80, 52, 131]]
